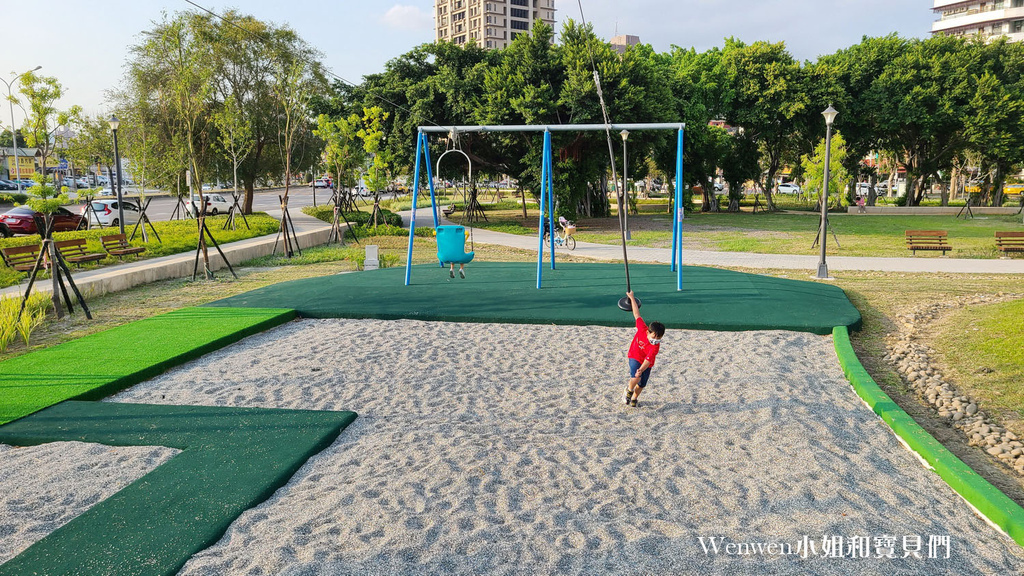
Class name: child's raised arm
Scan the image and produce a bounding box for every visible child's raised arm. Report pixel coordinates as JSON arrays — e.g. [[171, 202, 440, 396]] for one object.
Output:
[[626, 291, 641, 319]]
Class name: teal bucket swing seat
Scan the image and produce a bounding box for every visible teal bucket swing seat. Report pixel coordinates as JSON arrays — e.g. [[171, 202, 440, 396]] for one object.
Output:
[[436, 225, 475, 265]]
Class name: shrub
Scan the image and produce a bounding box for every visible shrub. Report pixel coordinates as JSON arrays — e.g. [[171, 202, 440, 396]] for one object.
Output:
[[301, 206, 403, 228], [347, 224, 434, 239]]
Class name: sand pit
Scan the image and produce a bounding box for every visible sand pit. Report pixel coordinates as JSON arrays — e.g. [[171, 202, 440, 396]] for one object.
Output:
[[0, 442, 179, 564], [97, 318, 1024, 575]]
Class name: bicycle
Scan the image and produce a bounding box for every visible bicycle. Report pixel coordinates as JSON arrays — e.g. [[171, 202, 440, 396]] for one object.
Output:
[[542, 223, 576, 250]]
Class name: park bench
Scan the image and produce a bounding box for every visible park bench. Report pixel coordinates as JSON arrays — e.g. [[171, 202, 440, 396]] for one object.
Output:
[[905, 230, 952, 256], [1, 244, 43, 272], [100, 234, 146, 259], [55, 238, 106, 267], [995, 231, 1024, 255], [442, 204, 456, 217]]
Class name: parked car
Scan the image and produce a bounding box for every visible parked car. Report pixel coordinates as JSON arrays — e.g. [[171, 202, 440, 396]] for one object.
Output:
[[81, 199, 142, 227], [0, 206, 84, 235], [62, 177, 91, 189], [190, 193, 230, 216], [856, 182, 873, 195], [312, 178, 333, 189], [0, 179, 17, 191], [777, 183, 801, 195]]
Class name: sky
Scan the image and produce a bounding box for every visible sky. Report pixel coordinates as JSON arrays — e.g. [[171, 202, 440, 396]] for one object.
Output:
[[2, 0, 936, 129]]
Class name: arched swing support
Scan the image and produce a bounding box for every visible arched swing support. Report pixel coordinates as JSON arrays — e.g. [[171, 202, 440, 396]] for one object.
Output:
[[405, 123, 685, 290]]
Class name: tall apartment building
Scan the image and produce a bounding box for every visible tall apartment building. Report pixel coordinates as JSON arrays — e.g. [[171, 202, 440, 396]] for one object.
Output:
[[435, 0, 556, 50], [932, 0, 1024, 42]]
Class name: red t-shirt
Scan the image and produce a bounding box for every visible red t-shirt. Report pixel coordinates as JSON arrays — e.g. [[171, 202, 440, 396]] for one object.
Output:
[[628, 317, 660, 367]]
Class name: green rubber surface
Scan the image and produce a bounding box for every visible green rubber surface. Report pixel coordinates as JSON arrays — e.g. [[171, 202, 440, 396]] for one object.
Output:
[[205, 262, 861, 334], [0, 401, 357, 576], [0, 307, 296, 425], [833, 326, 1024, 547]]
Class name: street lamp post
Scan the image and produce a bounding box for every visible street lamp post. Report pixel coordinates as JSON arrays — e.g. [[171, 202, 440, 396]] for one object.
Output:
[[620, 129, 630, 240], [816, 105, 838, 279], [108, 115, 125, 235], [2, 66, 42, 192]]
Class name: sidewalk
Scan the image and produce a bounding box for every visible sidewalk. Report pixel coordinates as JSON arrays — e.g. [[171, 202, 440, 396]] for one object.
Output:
[[0, 212, 333, 300], [402, 207, 1024, 274]]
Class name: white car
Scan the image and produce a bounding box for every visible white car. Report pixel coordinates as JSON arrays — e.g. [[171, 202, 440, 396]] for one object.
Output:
[[777, 183, 801, 195], [190, 193, 231, 216], [312, 178, 333, 189], [81, 199, 142, 227]]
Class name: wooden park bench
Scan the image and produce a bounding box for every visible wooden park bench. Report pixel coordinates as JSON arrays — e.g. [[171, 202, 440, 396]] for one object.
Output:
[[100, 234, 146, 259], [442, 204, 456, 217], [995, 231, 1024, 255], [1, 244, 43, 272], [55, 238, 106, 267], [906, 230, 952, 256]]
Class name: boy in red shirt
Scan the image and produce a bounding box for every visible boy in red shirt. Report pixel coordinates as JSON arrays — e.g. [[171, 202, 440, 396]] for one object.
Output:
[[624, 291, 665, 407]]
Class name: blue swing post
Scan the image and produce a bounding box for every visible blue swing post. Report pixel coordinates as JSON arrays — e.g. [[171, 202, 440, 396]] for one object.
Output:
[[546, 131, 555, 270], [405, 131, 425, 286], [536, 131, 550, 289], [674, 127, 685, 291]]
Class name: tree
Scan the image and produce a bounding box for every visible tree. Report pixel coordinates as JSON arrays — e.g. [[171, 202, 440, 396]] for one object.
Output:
[[870, 36, 978, 206], [128, 11, 217, 275], [721, 132, 760, 212], [117, 10, 326, 214], [17, 72, 81, 184], [272, 55, 322, 256], [801, 131, 852, 208], [0, 129, 27, 148], [719, 39, 808, 211], [314, 112, 363, 211], [962, 40, 1024, 207], [357, 106, 393, 227], [213, 94, 254, 223], [806, 35, 909, 206]]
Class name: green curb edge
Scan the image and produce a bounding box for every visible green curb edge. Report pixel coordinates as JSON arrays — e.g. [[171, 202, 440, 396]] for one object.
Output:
[[833, 325, 1024, 547]]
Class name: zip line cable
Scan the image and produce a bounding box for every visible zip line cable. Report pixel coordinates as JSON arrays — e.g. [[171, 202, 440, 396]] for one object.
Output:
[[182, 0, 446, 131], [575, 0, 638, 310]]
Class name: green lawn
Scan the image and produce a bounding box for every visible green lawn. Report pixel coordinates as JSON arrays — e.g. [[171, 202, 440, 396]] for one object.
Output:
[[0, 213, 280, 289], [471, 209, 1024, 258], [934, 299, 1024, 418]]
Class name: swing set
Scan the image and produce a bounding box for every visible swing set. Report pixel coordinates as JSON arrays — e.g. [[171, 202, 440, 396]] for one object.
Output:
[[404, 123, 687, 301]]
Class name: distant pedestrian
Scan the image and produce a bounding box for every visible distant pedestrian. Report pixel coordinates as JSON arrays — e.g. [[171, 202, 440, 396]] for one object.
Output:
[[856, 195, 866, 214]]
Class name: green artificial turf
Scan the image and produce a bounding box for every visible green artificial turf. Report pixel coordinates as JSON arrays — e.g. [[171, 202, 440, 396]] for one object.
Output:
[[0, 307, 296, 425], [0, 401, 356, 576], [204, 262, 861, 334]]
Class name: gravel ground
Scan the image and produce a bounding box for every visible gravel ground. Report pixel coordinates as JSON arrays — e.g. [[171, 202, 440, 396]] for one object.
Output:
[[0, 442, 179, 564], [98, 319, 1024, 575]]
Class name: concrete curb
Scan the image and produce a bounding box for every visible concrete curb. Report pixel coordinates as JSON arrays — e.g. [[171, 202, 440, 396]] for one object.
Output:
[[832, 326, 1024, 547]]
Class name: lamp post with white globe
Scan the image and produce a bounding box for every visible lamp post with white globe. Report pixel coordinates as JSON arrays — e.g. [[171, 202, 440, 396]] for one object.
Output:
[[816, 105, 838, 280]]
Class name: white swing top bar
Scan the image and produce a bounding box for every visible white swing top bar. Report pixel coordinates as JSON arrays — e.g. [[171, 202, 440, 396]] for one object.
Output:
[[419, 123, 684, 134]]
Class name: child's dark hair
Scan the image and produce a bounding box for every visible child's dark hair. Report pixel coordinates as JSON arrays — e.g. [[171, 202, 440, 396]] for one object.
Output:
[[649, 321, 666, 339]]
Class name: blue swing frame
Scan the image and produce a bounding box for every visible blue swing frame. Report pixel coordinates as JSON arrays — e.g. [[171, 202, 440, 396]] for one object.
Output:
[[405, 124, 685, 290]]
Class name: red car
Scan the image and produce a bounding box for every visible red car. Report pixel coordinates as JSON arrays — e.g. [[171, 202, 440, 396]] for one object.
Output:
[[0, 206, 85, 236]]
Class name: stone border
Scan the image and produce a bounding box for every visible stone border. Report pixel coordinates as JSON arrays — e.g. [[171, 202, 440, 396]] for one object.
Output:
[[884, 294, 1024, 476], [833, 326, 1024, 546]]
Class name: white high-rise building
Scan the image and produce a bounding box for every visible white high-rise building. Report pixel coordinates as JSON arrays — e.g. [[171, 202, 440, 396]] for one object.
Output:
[[435, 0, 557, 50], [932, 0, 1024, 42]]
